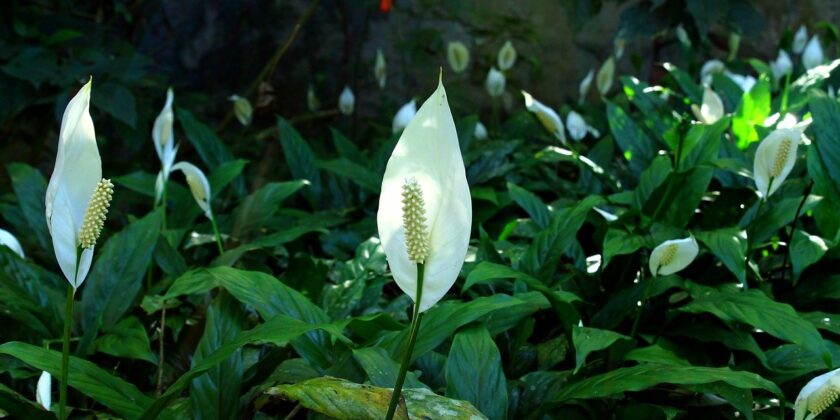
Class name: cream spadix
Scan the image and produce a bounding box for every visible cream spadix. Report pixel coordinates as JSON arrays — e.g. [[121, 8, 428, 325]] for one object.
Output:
[[377, 78, 471, 313], [522, 90, 566, 144], [172, 161, 213, 220], [753, 128, 801, 198], [691, 86, 724, 124], [794, 367, 840, 420], [0, 228, 25, 258], [649, 236, 698, 276], [46, 79, 114, 289]]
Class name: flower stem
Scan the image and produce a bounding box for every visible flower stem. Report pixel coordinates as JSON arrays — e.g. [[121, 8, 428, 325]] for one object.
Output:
[[782, 180, 814, 284], [59, 283, 74, 420], [630, 263, 649, 338], [156, 307, 167, 395], [385, 263, 425, 420], [210, 216, 224, 256]]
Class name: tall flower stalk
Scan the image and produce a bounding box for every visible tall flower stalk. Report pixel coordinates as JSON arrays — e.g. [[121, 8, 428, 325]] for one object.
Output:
[[45, 79, 114, 419], [378, 74, 471, 419]]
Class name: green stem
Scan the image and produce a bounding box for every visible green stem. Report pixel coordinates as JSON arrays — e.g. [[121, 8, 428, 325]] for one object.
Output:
[[385, 263, 425, 420], [780, 72, 791, 114], [210, 215, 224, 256], [630, 262, 650, 338], [782, 180, 814, 284], [161, 184, 168, 230], [59, 283, 75, 419]]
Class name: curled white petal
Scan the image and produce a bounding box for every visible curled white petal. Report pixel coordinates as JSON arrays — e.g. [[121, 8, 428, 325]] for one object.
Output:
[[596, 57, 615, 95], [339, 86, 355, 115], [485, 67, 505, 97], [725, 71, 756, 93], [497, 40, 517, 71], [377, 78, 472, 313], [771, 50, 793, 81], [803, 35, 825, 70], [447, 41, 470, 73], [794, 367, 840, 420], [579, 69, 594, 103], [691, 86, 724, 124], [153, 88, 177, 178], [0, 228, 25, 258], [392, 99, 417, 134], [793, 25, 808, 54], [45, 79, 101, 288], [565, 111, 588, 141], [37, 371, 51, 410], [172, 161, 213, 220], [753, 128, 801, 198], [374, 49, 387, 89], [474, 121, 488, 140], [700, 59, 726, 86], [522, 90, 566, 144], [649, 236, 699, 276]]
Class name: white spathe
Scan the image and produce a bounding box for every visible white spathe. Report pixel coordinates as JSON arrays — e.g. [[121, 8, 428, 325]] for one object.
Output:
[[45, 79, 101, 289], [700, 59, 726, 86], [793, 25, 808, 54], [725, 71, 756, 93], [794, 367, 840, 420], [649, 236, 699, 276], [803, 35, 825, 70], [754, 128, 801, 198], [579, 69, 594, 103], [771, 50, 793, 81], [152, 88, 178, 204], [447, 41, 470, 73], [566, 111, 588, 141], [392, 99, 417, 133], [485, 67, 505, 97], [596, 57, 615, 95], [229, 95, 253, 126], [0, 228, 24, 258], [339, 86, 355, 115], [474, 121, 488, 140], [377, 78, 471, 313], [676, 24, 691, 47], [37, 371, 51, 410], [374, 49, 387, 89], [522, 90, 566, 144], [691, 86, 725, 124], [497, 40, 517, 71], [172, 161, 213, 220]]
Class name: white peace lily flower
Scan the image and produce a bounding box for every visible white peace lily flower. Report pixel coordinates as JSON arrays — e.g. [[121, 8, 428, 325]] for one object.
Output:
[[474, 121, 488, 140], [725, 71, 756, 93], [37, 371, 51, 410], [754, 128, 801, 198], [649, 236, 699, 276], [172, 161, 213, 220], [45, 79, 114, 289], [0, 228, 24, 258], [700, 59, 726, 85], [566, 111, 588, 141], [339, 86, 355, 115], [771, 50, 793, 81], [794, 367, 840, 420], [307, 85, 320, 111], [228, 95, 253, 126], [152, 88, 178, 204], [447, 41, 470, 73], [579, 69, 594, 103], [793, 25, 808, 54], [676, 24, 691, 47], [596, 57, 615, 95], [377, 77, 471, 313], [392, 99, 417, 134], [803, 35, 825, 70], [497, 40, 517, 71], [485, 67, 506, 97], [374, 48, 387, 89], [691, 86, 725, 124], [522, 90, 566, 144]]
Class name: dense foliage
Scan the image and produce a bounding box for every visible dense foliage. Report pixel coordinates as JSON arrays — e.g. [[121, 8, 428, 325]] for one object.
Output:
[[3, 1, 840, 419]]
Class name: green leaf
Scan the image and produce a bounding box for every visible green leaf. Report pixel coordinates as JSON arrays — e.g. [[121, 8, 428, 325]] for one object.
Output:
[[208, 159, 248, 195], [140, 314, 348, 419], [95, 316, 156, 363], [190, 292, 246, 420], [791, 230, 829, 280], [633, 155, 671, 210], [696, 228, 748, 286], [664, 63, 702, 103], [809, 94, 840, 185], [572, 326, 631, 373], [445, 324, 508, 420], [277, 117, 322, 203], [176, 108, 234, 169], [602, 229, 647, 268], [0, 342, 152, 417], [0, 247, 65, 337], [744, 195, 822, 245], [679, 116, 728, 169], [352, 347, 427, 389], [552, 364, 781, 402], [316, 158, 381, 193], [231, 180, 307, 238], [681, 288, 831, 366], [331, 128, 364, 164], [6, 163, 51, 250], [78, 209, 163, 355], [0, 382, 54, 420], [267, 376, 487, 420], [507, 182, 550, 229], [606, 102, 655, 173], [92, 82, 137, 127], [731, 78, 770, 149], [212, 224, 327, 267]]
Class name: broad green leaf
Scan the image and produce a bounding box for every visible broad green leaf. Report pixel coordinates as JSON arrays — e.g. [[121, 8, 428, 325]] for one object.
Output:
[[664, 63, 702, 103], [176, 108, 234, 169], [624, 343, 690, 366], [681, 288, 831, 366], [0, 382, 53, 419], [572, 326, 631, 373], [602, 229, 647, 268], [95, 316, 156, 363], [0, 247, 65, 337], [676, 321, 769, 368], [445, 324, 507, 420], [791, 230, 829, 280], [507, 182, 550, 229], [207, 159, 248, 195], [78, 209, 162, 355], [316, 158, 381, 193], [331, 128, 365, 164], [0, 342, 152, 417], [807, 145, 840, 239], [606, 102, 655, 173], [267, 376, 487, 420], [696, 228, 748, 286], [93, 82, 136, 127], [231, 180, 307, 237], [352, 347, 427, 389], [6, 163, 51, 250], [190, 292, 245, 420], [809, 94, 840, 187], [743, 195, 822, 245], [633, 155, 671, 210], [591, 276, 684, 330], [277, 117, 322, 203], [731, 78, 770, 149], [679, 116, 728, 169], [212, 224, 327, 267]]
